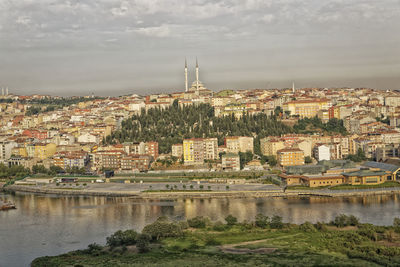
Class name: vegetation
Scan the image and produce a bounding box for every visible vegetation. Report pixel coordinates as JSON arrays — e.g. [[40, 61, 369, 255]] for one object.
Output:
[[32, 214, 400, 267], [293, 116, 347, 135], [330, 181, 400, 190], [346, 148, 367, 162], [106, 103, 293, 153]]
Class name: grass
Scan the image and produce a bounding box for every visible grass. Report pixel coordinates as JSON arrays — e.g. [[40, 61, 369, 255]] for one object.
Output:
[[286, 185, 330, 190], [142, 190, 213, 193], [31, 221, 400, 267], [330, 181, 400, 190]]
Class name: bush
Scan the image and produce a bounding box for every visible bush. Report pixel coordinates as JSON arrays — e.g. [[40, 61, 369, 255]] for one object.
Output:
[[205, 236, 221, 246], [106, 230, 138, 247], [255, 214, 269, 228], [300, 221, 317, 232], [315, 222, 328, 232], [212, 221, 227, 231], [86, 243, 103, 255], [348, 215, 360, 226], [225, 215, 238, 226], [178, 221, 189, 230], [270, 215, 284, 229], [136, 234, 151, 253], [332, 214, 360, 227], [188, 216, 208, 228], [142, 217, 183, 240], [358, 225, 378, 241], [394, 217, 400, 233]]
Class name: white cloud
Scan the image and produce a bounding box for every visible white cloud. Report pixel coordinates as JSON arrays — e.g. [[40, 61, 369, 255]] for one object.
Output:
[[134, 24, 171, 38]]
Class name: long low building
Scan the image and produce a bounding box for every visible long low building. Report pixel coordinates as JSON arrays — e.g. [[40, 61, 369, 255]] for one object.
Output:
[[279, 174, 344, 188], [342, 170, 390, 185]]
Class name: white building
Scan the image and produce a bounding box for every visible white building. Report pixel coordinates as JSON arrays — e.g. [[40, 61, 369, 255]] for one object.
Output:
[[313, 145, 331, 161]]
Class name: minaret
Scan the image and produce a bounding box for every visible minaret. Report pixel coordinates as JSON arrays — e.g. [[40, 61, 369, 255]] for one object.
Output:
[[1, 88, 4, 96], [6, 87, 8, 95], [292, 82, 295, 93], [195, 57, 199, 90], [185, 58, 188, 92]]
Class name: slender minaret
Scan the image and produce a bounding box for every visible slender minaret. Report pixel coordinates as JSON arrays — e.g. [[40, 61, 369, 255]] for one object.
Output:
[[185, 58, 188, 92], [1, 88, 4, 96], [195, 57, 199, 90], [292, 82, 295, 93], [6, 87, 8, 95]]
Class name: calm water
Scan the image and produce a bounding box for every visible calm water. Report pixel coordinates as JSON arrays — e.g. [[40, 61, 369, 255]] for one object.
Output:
[[1, 192, 400, 267]]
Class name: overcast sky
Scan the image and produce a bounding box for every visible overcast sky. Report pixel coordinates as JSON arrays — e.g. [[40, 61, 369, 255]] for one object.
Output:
[[0, 0, 399, 96]]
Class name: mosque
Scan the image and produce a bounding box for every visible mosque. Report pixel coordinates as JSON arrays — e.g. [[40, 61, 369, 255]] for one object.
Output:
[[184, 58, 211, 95]]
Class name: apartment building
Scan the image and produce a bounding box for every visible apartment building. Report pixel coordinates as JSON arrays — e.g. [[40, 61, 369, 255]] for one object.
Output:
[[260, 138, 285, 156], [225, 136, 254, 153], [277, 148, 305, 167], [221, 153, 240, 171], [283, 99, 330, 118], [183, 138, 218, 165]]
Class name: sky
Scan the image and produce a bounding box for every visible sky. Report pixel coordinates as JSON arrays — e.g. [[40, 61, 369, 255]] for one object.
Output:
[[0, 0, 399, 96]]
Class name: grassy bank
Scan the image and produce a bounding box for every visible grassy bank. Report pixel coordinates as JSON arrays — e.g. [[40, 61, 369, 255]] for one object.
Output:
[[32, 215, 400, 267], [330, 181, 400, 190]]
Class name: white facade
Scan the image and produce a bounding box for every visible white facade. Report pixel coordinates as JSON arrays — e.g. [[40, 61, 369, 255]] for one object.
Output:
[[314, 145, 331, 161]]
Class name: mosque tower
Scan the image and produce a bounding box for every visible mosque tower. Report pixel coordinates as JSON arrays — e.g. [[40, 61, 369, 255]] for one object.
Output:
[[185, 58, 188, 92], [195, 57, 199, 90], [292, 82, 295, 93]]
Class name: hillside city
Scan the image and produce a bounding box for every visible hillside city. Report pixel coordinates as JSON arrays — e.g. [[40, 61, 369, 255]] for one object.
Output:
[[2, 65, 400, 188]]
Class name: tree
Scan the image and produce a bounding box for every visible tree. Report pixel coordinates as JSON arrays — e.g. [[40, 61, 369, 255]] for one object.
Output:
[[394, 217, 400, 232], [270, 215, 284, 229], [106, 230, 138, 247], [225, 215, 238, 226], [255, 214, 269, 228], [267, 156, 277, 167], [142, 217, 183, 240], [305, 156, 312, 164], [136, 234, 151, 253], [187, 216, 208, 228]]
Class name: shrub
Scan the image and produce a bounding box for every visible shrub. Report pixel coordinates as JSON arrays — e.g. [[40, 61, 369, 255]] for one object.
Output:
[[136, 234, 151, 253], [190, 185, 194, 189], [255, 213, 269, 228], [358, 225, 378, 241], [225, 214, 238, 226], [178, 221, 189, 230], [208, 185, 211, 190], [226, 185, 230, 190], [348, 215, 360, 226], [106, 230, 138, 247], [205, 236, 221, 246], [270, 215, 284, 229], [56, 183, 60, 186], [315, 222, 328, 232], [199, 185, 204, 190], [394, 217, 400, 233], [212, 221, 227, 231], [333, 214, 348, 228], [300, 221, 317, 232], [83, 183, 87, 186], [188, 216, 208, 228], [86, 243, 103, 255], [142, 217, 183, 240]]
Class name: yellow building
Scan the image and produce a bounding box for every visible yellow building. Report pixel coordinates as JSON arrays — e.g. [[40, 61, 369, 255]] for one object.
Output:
[[260, 138, 285, 156], [283, 99, 330, 118], [277, 148, 304, 167], [342, 170, 389, 185], [183, 138, 203, 165], [34, 143, 57, 160]]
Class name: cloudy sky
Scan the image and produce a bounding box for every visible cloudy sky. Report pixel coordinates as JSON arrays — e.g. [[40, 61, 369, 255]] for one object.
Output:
[[0, 0, 399, 96]]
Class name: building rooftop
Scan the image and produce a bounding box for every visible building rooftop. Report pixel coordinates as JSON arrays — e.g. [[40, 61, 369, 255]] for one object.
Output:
[[342, 170, 388, 177], [363, 161, 400, 173]]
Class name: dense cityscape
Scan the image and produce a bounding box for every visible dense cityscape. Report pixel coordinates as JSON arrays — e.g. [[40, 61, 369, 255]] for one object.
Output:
[[1, 61, 400, 189]]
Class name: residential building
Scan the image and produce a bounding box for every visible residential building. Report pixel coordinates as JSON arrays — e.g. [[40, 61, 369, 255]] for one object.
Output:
[[221, 153, 240, 171], [277, 148, 305, 167]]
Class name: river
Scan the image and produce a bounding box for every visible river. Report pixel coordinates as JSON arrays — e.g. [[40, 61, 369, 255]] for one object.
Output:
[[1, 191, 400, 267]]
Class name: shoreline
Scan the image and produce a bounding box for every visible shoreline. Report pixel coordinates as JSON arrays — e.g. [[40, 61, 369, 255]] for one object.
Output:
[[4, 184, 400, 199]]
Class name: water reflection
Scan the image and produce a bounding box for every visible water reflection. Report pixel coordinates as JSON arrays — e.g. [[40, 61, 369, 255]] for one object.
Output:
[[1, 192, 400, 267]]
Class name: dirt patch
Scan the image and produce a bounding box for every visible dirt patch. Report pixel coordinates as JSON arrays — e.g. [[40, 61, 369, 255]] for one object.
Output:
[[219, 239, 277, 254]]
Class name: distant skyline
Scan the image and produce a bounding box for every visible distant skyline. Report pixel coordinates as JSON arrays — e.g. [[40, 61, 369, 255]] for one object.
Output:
[[0, 0, 399, 96]]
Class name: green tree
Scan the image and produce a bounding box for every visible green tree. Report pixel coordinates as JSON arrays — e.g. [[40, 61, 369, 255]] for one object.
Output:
[[225, 215, 238, 226], [106, 230, 138, 247], [255, 214, 269, 228], [305, 156, 312, 164], [270, 215, 284, 229]]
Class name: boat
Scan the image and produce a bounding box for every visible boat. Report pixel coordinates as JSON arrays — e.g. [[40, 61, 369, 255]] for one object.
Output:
[[0, 200, 16, 211]]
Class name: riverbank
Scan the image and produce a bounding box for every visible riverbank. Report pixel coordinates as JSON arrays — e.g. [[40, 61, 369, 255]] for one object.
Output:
[[5, 184, 400, 199], [31, 215, 400, 267]]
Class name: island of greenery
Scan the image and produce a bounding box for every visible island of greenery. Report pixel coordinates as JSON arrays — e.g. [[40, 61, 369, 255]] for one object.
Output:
[[32, 214, 400, 267]]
